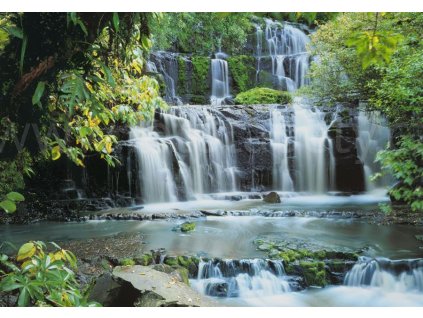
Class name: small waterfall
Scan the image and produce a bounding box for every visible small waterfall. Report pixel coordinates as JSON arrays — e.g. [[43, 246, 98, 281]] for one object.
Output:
[[345, 257, 423, 292], [211, 53, 231, 106], [256, 19, 310, 91], [151, 51, 182, 105], [192, 259, 291, 298], [270, 107, 294, 191], [356, 111, 391, 191], [130, 107, 238, 203], [130, 126, 179, 203], [293, 98, 336, 193]]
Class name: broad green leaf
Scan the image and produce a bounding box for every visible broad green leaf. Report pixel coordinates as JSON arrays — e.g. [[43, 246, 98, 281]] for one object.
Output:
[[0, 199, 16, 213], [32, 81, 46, 106], [6, 192, 25, 202], [17, 242, 36, 261], [112, 13, 120, 32], [18, 287, 30, 306], [79, 127, 91, 138], [51, 146, 61, 161]]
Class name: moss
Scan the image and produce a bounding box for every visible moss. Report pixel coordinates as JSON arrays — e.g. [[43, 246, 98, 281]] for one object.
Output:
[[191, 56, 210, 97], [299, 261, 327, 287], [134, 254, 153, 266], [180, 222, 196, 232], [235, 87, 292, 105], [172, 266, 190, 285], [227, 55, 256, 94], [119, 258, 135, 266], [278, 249, 301, 263], [164, 256, 178, 266], [177, 56, 187, 95]]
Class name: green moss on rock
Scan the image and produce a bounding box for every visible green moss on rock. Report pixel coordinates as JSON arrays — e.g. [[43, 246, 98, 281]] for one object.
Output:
[[134, 254, 154, 266], [299, 261, 327, 287], [235, 87, 292, 105], [164, 256, 178, 266], [180, 222, 196, 232], [227, 55, 256, 94], [191, 56, 210, 97], [119, 258, 135, 266]]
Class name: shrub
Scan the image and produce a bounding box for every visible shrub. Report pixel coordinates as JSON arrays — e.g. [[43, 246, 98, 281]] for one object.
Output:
[[234, 87, 292, 105], [0, 241, 100, 307]]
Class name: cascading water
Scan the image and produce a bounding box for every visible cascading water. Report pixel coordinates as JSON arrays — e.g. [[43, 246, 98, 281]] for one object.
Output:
[[191, 259, 291, 298], [211, 52, 231, 106], [356, 110, 391, 191], [293, 99, 336, 193], [256, 19, 310, 91], [345, 257, 423, 292], [270, 107, 294, 191], [151, 51, 182, 105], [130, 106, 238, 203], [270, 98, 336, 193]]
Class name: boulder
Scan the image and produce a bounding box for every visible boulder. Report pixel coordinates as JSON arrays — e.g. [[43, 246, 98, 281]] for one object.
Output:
[[112, 265, 216, 307], [263, 192, 281, 204]]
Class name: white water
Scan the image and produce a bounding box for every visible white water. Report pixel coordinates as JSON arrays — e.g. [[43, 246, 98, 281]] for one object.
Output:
[[270, 107, 294, 191], [256, 19, 310, 91], [356, 110, 391, 190], [211, 55, 231, 106], [293, 99, 336, 192], [130, 107, 237, 203], [345, 257, 423, 292], [191, 259, 291, 298]]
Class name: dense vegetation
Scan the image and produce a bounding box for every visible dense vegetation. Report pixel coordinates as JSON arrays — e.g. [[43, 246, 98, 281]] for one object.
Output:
[[235, 88, 292, 105], [305, 13, 422, 211]]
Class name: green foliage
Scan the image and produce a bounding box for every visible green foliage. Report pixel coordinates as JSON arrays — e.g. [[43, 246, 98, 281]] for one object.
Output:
[[235, 87, 292, 105], [150, 13, 253, 55], [191, 56, 210, 97], [177, 56, 187, 95], [0, 241, 100, 307], [227, 55, 256, 94], [299, 261, 327, 287], [375, 136, 423, 212]]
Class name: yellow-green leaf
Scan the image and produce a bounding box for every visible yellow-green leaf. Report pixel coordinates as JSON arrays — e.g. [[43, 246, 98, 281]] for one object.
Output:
[[17, 242, 36, 261], [52, 146, 61, 160]]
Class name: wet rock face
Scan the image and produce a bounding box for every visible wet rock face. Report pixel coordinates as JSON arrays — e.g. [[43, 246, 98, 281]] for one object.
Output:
[[263, 192, 281, 203]]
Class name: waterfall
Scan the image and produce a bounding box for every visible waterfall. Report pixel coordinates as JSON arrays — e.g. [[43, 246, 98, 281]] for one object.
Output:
[[256, 19, 310, 91], [130, 107, 238, 203], [356, 110, 391, 191], [293, 98, 336, 193], [345, 257, 423, 292], [191, 259, 291, 298], [211, 53, 231, 106], [270, 107, 294, 191], [151, 51, 182, 105]]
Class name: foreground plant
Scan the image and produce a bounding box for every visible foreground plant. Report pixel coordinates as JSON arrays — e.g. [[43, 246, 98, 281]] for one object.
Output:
[[0, 241, 100, 307]]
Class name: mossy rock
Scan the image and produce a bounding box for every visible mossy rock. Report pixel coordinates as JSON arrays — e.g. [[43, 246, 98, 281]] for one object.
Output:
[[191, 56, 210, 96], [134, 254, 154, 266], [299, 261, 327, 287], [119, 258, 136, 266], [227, 55, 256, 94], [164, 256, 178, 266], [180, 222, 196, 232], [235, 87, 292, 105]]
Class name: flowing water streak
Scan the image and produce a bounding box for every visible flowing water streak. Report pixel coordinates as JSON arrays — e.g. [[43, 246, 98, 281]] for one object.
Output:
[[345, 257, 423, 292], [270, 107, 294, 191], [293, 98, 336, 192], [151, 51, 182, 105], [356, 110, 391, 191], [192, 259, 291, 298], [211, 53, 231, 106], [130, 107, 238, 203]]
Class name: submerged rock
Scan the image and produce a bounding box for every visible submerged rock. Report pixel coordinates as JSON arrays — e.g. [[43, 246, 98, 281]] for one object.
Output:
[[263, 192, 281, 204]]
